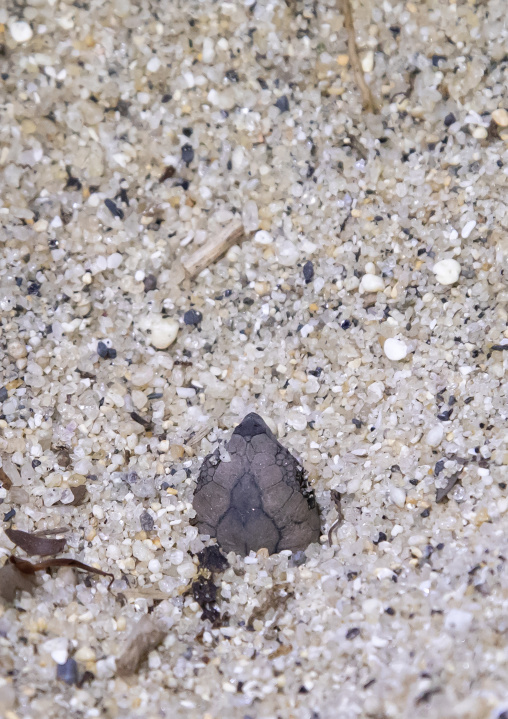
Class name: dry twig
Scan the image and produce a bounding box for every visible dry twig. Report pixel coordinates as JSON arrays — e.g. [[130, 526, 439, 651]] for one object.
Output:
[[182, 220, 244, 278], [116, 614, 168, 676], [341, 0, 377, 113], [328, 490, 344, 546]]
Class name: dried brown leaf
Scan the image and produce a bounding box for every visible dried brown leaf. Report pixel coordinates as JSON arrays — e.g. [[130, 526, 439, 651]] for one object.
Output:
[[5, 528, 66, 556], [0, 468, 12, 490], [10, 555, 114, 588], [0, 562, 37, 602], [68, 486, 87, 506], [116, 614, 168, 676]]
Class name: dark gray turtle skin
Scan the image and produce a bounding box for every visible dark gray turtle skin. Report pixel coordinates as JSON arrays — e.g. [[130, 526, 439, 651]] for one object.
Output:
[[192, 413, 321, 556]]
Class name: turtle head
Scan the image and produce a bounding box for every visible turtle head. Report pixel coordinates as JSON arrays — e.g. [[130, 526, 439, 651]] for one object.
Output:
[[233, 413, 271, 439]]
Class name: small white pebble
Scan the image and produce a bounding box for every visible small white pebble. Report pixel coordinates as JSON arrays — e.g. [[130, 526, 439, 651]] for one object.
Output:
[[107, 252, 123, 269], [445, 609, 473, 632], [147, 316, 179, 350], [202, 37, 215, 64], [92, 504, 104, 520], [7, 339, 27, 360], [390, 486, 406, 508], [254, 230, 273, 245], [42, 637, 68, 665], [361, 50, 374, 73], [461, 220, 476, 239], [277, 241, 299, 267], [131, 366, 154, 386], [433, 258, 461, 285], [9, 20, 33, 43], [472, 127, 487, 140], [360, 273, 384, 293], [82, 272, 92, 285], [426, 424, 444, 447], [287, 411, 307, 431], [384, 337, 408, 361], [492, 108, 508, 127], [33, 219, 48, 232], [131, 390, 147, 410], [74, 646, 95, 662], [146, 56, 161, 73]]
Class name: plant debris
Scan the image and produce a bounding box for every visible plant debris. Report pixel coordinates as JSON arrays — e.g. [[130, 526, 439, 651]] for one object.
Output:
[[192, 576, 220, 623], [340, 0, 377, 113], [5, 527, 67, 556], [197, 545, 229, 573], [0, 561, 37, 602], [116, 614, 168, 676], [328, 490, 344, 546], [182, 219, 244, 278], [0, 467, 12, 490], [246, 584, 293, 631], [435, 471, 462, 503], [9, 555, 114, 588]]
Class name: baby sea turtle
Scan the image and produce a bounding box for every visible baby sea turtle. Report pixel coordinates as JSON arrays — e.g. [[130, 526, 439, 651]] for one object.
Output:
[[192, 413, 321, 556]]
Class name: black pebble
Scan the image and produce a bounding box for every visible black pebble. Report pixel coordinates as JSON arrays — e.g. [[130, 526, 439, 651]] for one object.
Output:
[[437, 409, 453, 421], [225, 69, 239, 82], [182, 127, 193, 137], [3, 508, 15, 522], [444, 112, 456, 127], [140, 510, 154, 532], [181, 144, 194, 165], [105, 198, 124, 219], [56, 658, 79, 685], [97, 341, 116, 359], [352, 418, 362, 428], [385, 606, 395, 615], [143, 274, 157, 292], [192, 577, 217, 605], [303, 260, 314, 283], [341, 319, 351, 330], [434, 460, 445, 476], [184, 309, 202, 325], [373, 532, 387, 544], [420, 508, 430, 518], [197, 545, 229, 573], [27, 282, 41, 296], [346, 627, 361, 640], [0, 387, 7, 403], [275, 95, 290, 113], [161, 93, 172, 103], [97, 341, 108, 358]]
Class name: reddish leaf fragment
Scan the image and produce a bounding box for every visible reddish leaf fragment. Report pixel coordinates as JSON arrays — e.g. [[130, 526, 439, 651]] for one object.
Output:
[[9, 556, 114, 589], [0, 468, 12, 490], [0, 562, 37, 602], [5, 528, 66, 556]]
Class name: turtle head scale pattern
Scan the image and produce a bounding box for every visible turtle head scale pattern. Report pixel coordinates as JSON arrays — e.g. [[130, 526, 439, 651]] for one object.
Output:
[[192, 413, 321, 557], [232, 412, 273, 439]]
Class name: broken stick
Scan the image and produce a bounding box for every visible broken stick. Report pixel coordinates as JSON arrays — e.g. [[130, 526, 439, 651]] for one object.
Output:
[[182, 220, 245, 279], [341, 0, 378, 114]]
